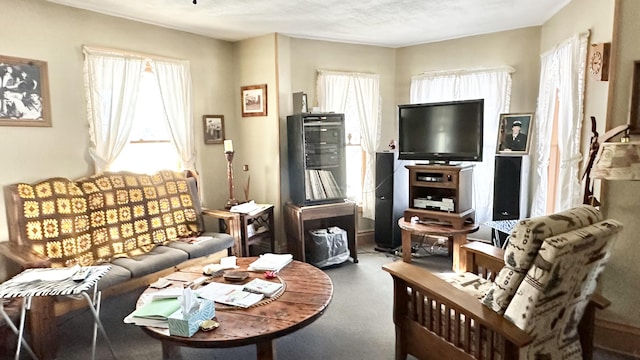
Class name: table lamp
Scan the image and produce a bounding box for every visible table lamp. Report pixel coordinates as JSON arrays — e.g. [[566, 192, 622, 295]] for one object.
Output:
[[591, 141, 640, 180], [581, 117, 630, 205]]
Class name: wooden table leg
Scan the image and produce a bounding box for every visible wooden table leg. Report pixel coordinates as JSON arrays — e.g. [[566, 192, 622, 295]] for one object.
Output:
[[29, 296, 56, 360], [162, 341, 182, 360], [451, 234, 469, 273], [401, 229, 412, 263], [256, 340, 275, 360]]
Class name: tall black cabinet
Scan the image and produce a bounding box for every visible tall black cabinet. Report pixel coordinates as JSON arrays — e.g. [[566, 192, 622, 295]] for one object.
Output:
[[287, 113, 346, 206], [374, 151, 408, 251]]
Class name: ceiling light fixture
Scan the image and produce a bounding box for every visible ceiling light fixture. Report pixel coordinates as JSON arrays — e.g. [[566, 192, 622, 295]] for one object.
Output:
[[192, 0, 197, 4]]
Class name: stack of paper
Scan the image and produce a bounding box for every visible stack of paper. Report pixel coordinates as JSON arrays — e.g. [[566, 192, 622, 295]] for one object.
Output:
[[196, 282, 263, 308], [124, 298, 182, 328], [243, 278, 283, 297], [247, 253, 293, 272]]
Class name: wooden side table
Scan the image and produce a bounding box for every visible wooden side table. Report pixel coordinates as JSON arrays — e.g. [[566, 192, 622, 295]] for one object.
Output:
[[397, 218, 478, 273], [283, 201, 358, 264], [215, 204, 275, 257]]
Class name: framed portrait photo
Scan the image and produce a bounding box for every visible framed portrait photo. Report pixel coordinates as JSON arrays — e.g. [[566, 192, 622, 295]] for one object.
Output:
[[496, 113, 534, 155], [241, 84, 267, 117], [0, 55, 51, 127], [203, 115, 224, 144]]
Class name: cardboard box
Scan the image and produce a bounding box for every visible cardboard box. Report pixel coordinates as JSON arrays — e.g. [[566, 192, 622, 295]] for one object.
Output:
[[167, 299, 215, 337]]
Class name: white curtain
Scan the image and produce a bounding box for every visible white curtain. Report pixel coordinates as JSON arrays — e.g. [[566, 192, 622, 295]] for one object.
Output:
[[530, 32, 589, 216], [317, 70, 381, 219], [154, 60, 195, 171], [410, 67, 513, 224], [83, 47, 144, 174]]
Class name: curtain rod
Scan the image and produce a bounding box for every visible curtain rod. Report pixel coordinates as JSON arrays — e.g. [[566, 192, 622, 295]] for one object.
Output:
[[317, 69, 378, 77], [82, 45, 185, 63], [540, 30, 590, 58], [416, 65, 515, 78]]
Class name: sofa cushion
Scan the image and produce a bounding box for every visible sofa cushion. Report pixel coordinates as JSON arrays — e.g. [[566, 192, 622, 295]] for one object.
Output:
[[504, 219, 623, 359], [111, 246, 189, 278], [166, 232, 234, 259], [482, 205, 602, 314], [96, 264, 132, 291]]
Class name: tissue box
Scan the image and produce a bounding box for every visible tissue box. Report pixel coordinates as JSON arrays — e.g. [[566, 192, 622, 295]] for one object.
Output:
[[167, 299, 215, 337]]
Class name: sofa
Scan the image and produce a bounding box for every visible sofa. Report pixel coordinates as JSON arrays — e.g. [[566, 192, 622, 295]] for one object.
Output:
[[0, 170, 236, 359]]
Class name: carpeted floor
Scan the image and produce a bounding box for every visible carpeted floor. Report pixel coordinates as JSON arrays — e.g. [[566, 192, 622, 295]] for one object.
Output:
[[5, 236, 636, 359]]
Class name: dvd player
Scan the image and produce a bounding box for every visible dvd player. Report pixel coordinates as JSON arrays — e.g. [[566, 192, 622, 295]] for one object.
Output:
[[413, 197, 454, 212]]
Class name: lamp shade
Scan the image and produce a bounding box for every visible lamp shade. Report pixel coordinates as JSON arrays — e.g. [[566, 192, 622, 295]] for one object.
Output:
[[591, 141, 640, 180]]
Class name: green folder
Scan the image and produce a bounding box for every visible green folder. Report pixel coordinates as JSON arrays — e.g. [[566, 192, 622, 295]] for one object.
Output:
[[131, 298, 181, 320]]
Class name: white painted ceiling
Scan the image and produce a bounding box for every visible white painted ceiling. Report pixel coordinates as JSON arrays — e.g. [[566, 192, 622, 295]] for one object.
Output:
[[46, 0, 570, 48]]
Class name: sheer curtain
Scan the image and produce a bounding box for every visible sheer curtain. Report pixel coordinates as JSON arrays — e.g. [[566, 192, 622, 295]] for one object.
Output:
[[530, 32, 589, 216], [154, 60, 195, 171], [83, 46, 195, 174], [83, 46, 144, 174], [410, 67, 513, 224], [317, 70, 381, 219]]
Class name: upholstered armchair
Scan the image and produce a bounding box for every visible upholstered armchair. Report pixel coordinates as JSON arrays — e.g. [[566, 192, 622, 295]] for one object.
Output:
[[383, 205, 623, 360]]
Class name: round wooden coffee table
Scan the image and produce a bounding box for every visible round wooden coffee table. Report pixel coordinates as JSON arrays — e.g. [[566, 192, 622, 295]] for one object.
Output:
[[138, 257, 333, 360]]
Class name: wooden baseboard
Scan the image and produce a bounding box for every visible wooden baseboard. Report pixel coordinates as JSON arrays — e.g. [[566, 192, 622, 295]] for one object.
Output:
[[595, 318, 640, 358]]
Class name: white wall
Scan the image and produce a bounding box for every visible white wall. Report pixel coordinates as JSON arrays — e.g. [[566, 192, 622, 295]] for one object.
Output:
[[599, 0, 640, 329], [0, 0, 235, 274], [395, 27, 541, 117], [288, 38, 397, 151], [233, 35, 283, 243]]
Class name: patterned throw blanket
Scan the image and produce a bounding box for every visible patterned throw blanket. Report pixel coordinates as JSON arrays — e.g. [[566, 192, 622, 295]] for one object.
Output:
[[14, 170, 199, 267]]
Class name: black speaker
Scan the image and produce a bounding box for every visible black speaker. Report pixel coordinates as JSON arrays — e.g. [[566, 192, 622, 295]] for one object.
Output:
[[493, 156, 529, 220], [374, 152, 408, 251]]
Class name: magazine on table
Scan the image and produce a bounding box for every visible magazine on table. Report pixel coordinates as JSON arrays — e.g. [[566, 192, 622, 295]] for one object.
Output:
[[196, 282, 264, 308], [243, 278, 283, 297]]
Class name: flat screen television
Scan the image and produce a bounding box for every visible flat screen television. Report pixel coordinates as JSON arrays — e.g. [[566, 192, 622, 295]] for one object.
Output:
[[397, 99, 484, 163]]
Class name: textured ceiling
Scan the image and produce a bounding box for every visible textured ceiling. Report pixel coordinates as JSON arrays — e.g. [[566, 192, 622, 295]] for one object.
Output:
[[45, 0, 570, 48]]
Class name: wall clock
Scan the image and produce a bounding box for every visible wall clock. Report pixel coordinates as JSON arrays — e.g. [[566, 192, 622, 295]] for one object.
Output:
[[588, 42, 611, 81]]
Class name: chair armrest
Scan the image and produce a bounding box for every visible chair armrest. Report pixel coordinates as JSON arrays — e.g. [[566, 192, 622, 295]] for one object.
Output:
[[201, 208, 242, 256], [462, 241, 505, 279], [202, 208, 238, 221], [382, 260, 533, 349], [0, 242, 52, 269], [589, 292, 610, 309]]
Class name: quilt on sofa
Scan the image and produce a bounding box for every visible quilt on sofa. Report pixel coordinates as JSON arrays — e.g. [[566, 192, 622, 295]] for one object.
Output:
[[13, 170, 200, 267]]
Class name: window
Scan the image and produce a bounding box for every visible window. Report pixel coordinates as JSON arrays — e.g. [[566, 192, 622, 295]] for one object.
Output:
[[344, 97, 364, 204], [83, 46, 194, 175], [316, 70, 381, 218], [109, 68, 180, 173]]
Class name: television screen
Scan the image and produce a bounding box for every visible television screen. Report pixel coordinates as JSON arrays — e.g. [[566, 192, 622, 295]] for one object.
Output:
[[398, 99, 484, 162]]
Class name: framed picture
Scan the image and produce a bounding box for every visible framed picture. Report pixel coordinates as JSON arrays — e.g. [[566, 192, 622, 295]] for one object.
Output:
[[0, 55, 51, 127], [203, 115, 224, 144], [629, 60, 640, 134], [496, 113, 534, 155], [241, 84, 267, 117]]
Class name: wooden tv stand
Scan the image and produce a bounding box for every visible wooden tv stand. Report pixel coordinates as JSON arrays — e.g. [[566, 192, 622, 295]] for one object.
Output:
[[403, 164, 475, 229]]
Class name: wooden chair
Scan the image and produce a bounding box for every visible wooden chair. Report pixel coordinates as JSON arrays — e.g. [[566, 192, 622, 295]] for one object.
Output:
[[382, 205, 622, 360]]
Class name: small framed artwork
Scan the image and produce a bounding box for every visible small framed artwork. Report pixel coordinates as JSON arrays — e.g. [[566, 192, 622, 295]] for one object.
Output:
[[241, 84, 267, 117], [203, 115, 224, 144], [0, 55, 51, 127], [629, 60, 640, 134], [496, 113, 534, 155]]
